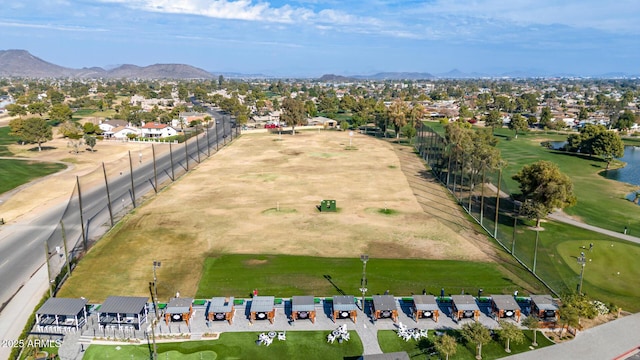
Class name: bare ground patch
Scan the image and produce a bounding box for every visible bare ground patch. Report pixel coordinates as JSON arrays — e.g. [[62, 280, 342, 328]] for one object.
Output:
[[60, 131, 492, 301]]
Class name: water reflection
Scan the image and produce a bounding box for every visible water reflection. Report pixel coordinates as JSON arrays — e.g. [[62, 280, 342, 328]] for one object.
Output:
[[603, 146, 640, 187]]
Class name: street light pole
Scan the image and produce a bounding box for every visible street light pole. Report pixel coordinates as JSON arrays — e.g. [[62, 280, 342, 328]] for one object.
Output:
[[359, 254, 369, 311], [577, 252, 586, 294]]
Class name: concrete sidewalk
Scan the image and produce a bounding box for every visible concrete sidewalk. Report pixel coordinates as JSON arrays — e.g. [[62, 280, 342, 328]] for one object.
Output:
[[504, 312, 640, 360], [549, 211, 640, 245]]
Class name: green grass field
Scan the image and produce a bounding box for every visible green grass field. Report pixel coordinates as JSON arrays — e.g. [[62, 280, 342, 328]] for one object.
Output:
[[0, 126, 67, 194], [195, 255, 532, 299], [378, 329, 553, 359], [0, 159, 66, 194], [491, 127, 639, 239], [0, 126, 17, 156], [83, 331, 363, 360], [507, 221, 640, 311]]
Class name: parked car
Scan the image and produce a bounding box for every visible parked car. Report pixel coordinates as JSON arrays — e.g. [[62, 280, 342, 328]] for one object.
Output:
[[265, 123, 279, 129]]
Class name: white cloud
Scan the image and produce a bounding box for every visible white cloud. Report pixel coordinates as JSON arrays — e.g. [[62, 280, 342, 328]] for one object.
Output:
[[413, 0, 640, 34], [99, 0, 313, 23], [0, 21, 108, 32]]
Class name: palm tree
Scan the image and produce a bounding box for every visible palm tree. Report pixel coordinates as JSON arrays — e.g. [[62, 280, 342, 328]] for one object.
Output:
[[522, 315, 540, 346], [434, 333, 457, 360], [388, 99, 409, 139]]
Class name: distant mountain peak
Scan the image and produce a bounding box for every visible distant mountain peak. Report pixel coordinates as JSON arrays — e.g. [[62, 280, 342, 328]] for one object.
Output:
[[0, 49, 214, 79]]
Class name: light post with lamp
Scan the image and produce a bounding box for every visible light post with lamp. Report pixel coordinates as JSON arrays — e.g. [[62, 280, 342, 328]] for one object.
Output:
[[359, 255, 369, 311], [577, 252, 586, 294]]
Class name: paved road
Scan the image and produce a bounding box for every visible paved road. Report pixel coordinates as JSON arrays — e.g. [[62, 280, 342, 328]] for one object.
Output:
[[0, 109, 233, 359]]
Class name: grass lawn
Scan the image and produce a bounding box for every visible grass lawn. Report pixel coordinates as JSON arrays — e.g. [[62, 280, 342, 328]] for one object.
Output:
[[0, 159, 67, 194], [195, 254, 527, 299], [83, 331, 363, 360], [491, 127, 640, 239], [0, 125, 18, 156], [555, 236, 640, 308], [378, 329, 554, 359]]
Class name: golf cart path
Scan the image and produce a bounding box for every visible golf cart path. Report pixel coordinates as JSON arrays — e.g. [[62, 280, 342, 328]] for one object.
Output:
[[548, 211, 640, 245], [483, 182, 640, 245]]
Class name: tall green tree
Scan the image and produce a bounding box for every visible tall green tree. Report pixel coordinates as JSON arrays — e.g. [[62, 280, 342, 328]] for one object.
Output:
[[592, 131, 624, 169], [539, 107, 553, 128], [496, 320, 524, 353], [15, 117, 53, 151], [388, 99, 409, 139], [512, 160, 577, 228], [483, 109, 502, 134], [616, 110, 637, 131], [84, 134, 97, 152], [49, 104, 73, 124], [508, 113, 528, 138], [434, 333, 457, 360], [461, 321, 492, 360], [522, 314, 540, 346], [5, 104, 27, 117], [27, 102, 49, 116], [280, 97, 306, 135]]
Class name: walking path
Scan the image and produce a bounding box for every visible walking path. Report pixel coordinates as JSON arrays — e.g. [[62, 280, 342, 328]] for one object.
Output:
[[549, 211, 640, 244], [504, 312, 640, 360]]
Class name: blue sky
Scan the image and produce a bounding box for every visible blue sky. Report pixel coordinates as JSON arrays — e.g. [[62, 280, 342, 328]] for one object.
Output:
[[1, 0, 640, 77]]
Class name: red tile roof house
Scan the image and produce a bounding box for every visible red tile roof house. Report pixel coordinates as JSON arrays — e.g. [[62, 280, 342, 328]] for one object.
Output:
[[140, 122, 178, 138]]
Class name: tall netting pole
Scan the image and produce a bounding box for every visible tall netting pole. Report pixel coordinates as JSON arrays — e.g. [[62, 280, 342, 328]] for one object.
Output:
[[152, 144, 158, 193], [102, 162, 114, 226], [45, 241, 52, 297], [480, 167, 486, 226], [216, 126, 219, 152], [60, 221, 72, 276], [128, 151, 137, 208], [184, 140, 189, 171], [195, 130, 201, 163], [169, 142, 175, 181], [493, 168, 503, 238], [206, 126, 211, 157], [76, 176, 88, 251]]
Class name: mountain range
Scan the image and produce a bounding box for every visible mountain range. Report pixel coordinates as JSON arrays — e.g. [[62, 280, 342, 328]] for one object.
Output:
[[0, 50, 214, 79], [1, 49, 638, 80]]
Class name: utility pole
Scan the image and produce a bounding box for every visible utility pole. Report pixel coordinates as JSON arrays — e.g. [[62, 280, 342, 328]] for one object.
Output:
[[359, 255, 369, 312], [148, 282, 158, 360], [577, 252, 586, 294]]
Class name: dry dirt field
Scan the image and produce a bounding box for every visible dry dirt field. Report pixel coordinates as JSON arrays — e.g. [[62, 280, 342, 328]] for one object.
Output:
[[57, 130, 496, 302]]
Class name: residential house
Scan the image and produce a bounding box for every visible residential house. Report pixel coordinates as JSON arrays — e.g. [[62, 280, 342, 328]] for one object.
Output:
[[140, 123, 178, 138]]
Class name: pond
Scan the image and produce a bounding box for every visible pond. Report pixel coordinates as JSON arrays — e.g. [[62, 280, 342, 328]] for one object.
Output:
[[603, 146, 640, 187]]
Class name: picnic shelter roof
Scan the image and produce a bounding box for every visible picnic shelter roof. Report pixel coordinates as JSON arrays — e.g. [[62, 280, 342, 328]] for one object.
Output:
[[491, 295, 520, 310], [99, 296, 148, 314], [250, 296, 275, 313], [209, 297, 234, 313], [291, 296, 315, 312], [412, 295, 438, 311], [333, 295, 357, 311], [451, 295, 480, 311], [166, 297, 193, 314], [373, 295, 396, 311], [530, 295, 559, 311], [37, 298, 88, 316]]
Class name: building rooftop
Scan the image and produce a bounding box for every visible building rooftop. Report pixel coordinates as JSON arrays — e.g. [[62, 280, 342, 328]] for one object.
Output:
[[291, 296, 315, 312], [209, 297, 234, 313], [36, 298, 88, 317], [166, 297, 193, 314], [99, 296, 148, 314], [451, 295, 480, 311], [250, 296, 275, 313], [372, 295, 396, 311], [412, 295, 438, 311]]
